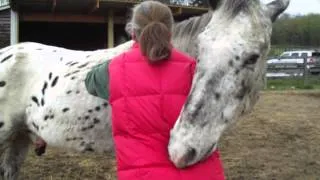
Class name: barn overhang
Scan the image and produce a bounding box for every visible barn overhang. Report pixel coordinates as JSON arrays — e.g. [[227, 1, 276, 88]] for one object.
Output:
[[8, 0, 209, 48], [9, 0, 209, 21]]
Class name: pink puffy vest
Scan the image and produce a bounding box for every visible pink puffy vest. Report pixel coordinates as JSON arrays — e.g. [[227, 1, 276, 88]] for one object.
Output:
[[109, 42, 225, 180]]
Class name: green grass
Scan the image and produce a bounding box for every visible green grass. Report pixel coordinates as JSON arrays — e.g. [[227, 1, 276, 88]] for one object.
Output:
[[266, 76, 320, 90]]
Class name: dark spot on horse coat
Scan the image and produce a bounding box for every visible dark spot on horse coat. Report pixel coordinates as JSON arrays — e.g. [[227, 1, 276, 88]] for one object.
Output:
[[86, 55, 91, 58], [71, 76, 76, 80], [236, 80, 250, 100], [78, 63, 89, 68], [88, 124, 94, 129], [93, 118, 100, 124], [84, 145, 95, 152], [0, 122, 4, 128], [84, 116, 90, 120], [235, 56, 240, 61], [76, 90, 80, 94], [214, 93, 221, 100], [53, 50, 57, 52], [32, 122, 39, 131], [235, 69, 240, 75], [190, 100, 205, 119], [66, 90, 72, 94], [224, 117, 229, 123], [41, 98, 45, 106], [42, 81, 48, 95], [80, 141, 85, 146], [69, 62, 79, 66], [50, 115, 54, 119], [60, 57, 63, 61], [49, 73, 52, 80], [81, 124, 94, 131], [1, 54, 13, 63], [88, 109, 93, 113], [95, 106, 101, 111], [81, 127, 87, 131], [64, 70, 80, 77], [44, 115, 49, 121], [62, 108, 70, 113], [65, 61, 73, 66], [51, 76, 59, 87], [31, 96, 40, 106], [36, 48, 43, 50], [0, 81, 6, 87], [228, 60, 234, 67], [102, 102, 108, 107]]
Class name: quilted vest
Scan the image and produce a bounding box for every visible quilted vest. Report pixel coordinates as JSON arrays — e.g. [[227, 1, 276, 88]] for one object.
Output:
[[109, 42, 225, 180]]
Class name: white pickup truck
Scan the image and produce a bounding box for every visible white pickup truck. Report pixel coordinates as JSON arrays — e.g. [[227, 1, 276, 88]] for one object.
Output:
[[267, 50, 320, 75]]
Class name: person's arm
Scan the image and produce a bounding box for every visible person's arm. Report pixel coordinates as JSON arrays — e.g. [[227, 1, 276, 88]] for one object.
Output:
[[85, 61, 111, 100]]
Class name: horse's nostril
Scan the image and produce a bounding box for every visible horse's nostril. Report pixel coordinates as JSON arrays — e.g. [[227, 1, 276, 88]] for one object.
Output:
[[170, 147, 197, 169], [185, 147, 197, 163]]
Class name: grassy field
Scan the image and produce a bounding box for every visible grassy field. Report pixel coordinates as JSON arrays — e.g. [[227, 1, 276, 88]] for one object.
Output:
[[19, 91, 320, 180], [266, 76, 320, 90]]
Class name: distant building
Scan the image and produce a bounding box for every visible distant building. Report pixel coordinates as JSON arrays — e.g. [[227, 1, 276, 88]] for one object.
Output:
[[0, 0, 208, 50]]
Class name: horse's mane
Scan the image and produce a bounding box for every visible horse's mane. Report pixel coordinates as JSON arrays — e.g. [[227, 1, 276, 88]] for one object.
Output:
[[172, 11, 213, 57]]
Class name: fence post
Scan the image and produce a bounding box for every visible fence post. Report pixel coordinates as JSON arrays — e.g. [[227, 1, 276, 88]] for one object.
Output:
[[303, 57, 309, 86]]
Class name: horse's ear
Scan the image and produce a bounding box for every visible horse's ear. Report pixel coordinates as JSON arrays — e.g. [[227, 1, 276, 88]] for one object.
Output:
[[265, 0, 290, 22], [206, 0, 222, 10]]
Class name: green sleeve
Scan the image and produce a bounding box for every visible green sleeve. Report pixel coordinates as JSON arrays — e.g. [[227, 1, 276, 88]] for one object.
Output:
[[85, 61, 110, 100]]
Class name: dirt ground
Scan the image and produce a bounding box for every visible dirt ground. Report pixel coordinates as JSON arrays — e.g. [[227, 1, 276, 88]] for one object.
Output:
[[19, 91, 320, 180]]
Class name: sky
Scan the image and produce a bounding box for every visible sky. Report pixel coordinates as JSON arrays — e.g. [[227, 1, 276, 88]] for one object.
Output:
[[261, 0, 320, 15]]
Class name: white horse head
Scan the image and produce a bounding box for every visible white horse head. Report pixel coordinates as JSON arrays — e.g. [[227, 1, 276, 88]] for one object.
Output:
[[168, 0, 290, 168]]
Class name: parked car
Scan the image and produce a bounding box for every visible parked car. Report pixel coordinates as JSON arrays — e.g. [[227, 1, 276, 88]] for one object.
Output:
[[267, 50, 320, 74]]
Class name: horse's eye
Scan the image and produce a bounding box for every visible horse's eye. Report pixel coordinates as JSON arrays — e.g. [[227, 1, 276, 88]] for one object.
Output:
[[245, 54, 260, 65]]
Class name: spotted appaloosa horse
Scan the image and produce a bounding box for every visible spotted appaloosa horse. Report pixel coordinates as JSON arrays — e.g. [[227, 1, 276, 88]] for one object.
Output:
[[0, 0, 289, 179]]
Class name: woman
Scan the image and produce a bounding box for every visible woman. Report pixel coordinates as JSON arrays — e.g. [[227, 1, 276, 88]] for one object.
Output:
[[85, 1, 225, 180]]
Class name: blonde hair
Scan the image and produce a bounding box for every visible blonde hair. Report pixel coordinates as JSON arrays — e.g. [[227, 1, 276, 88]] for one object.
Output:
[[128, 1, 174, 62]]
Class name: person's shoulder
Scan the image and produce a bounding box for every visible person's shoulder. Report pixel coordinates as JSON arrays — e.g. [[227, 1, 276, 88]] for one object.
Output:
[[111, 48, 141, 65], [171, 48, 196, 63]]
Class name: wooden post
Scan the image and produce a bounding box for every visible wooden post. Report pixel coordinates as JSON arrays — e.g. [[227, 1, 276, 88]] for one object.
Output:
[[303, 57, 309, 86], [10, 10, 19, 45], [51, 0, 57, 12], [107, 10, 114, 48]]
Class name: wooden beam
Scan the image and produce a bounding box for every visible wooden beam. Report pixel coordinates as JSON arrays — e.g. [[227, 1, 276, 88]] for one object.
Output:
[[51, 0, 56, 13], [171, 7, 183, 15], [89, 0, 100, 13], [107, 9, 114, 48], [20, 13, 126, 24], [10, 10, 19, 45]]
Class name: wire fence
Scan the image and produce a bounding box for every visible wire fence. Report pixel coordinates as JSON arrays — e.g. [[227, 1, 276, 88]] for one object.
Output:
[[265, 56, 320, 90]]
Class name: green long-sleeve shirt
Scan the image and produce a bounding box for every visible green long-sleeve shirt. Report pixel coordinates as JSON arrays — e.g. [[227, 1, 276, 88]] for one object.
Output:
[[85, 61, 111, 100]]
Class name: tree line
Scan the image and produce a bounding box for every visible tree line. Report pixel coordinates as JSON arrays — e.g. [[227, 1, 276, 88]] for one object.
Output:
[[271, 13, 320, 47]]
